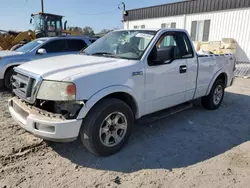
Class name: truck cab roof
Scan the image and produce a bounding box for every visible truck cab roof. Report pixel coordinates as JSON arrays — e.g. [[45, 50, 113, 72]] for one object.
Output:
[[115, 28, 188, 32]]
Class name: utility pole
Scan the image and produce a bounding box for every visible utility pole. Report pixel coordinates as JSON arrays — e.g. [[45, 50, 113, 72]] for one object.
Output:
[[41, 0, 44, 13]]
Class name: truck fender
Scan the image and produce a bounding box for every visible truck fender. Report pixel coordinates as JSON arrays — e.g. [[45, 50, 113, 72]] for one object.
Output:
[[76, 85, 140, 119], [205, 69, 228, 96]]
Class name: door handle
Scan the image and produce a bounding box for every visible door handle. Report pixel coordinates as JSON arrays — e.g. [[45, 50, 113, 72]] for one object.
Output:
[[179, 65, 187, 73]]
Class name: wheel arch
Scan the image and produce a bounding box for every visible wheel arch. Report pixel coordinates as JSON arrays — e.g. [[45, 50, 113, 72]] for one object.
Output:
[[4, 64, 19, 78], [77, 86, 141, 120], [206, 70, 228, 96]]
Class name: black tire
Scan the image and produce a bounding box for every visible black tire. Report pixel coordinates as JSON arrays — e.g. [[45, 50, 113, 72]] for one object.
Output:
[[80, 98, 134, 156], [4, 68, 14, 90], [0, 80, 4, 90], [201, 79, 225, 110]]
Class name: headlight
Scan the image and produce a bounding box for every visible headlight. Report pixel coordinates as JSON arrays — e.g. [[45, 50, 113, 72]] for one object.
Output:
[[37, 81, 76, 101]]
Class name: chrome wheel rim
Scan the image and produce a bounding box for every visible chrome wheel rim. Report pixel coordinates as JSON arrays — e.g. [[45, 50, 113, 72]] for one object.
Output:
[[213, 85, 223, 105], [99, 112, 127, 147]]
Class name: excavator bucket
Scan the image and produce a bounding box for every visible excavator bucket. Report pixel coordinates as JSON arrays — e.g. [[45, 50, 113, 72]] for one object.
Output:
[[0, 35, 15, 50], [0, 31, 35, 51], [12, 31, 36, 46]]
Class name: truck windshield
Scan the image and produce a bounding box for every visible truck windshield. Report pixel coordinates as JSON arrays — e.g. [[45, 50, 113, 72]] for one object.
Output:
[[84, 30, 157, 60], [15, 39, 46, 53]]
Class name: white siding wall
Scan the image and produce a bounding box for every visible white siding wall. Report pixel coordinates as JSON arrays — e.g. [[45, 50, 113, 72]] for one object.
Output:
[[124, 15, 185, 29], [186, 9, 250, 62], [124, 8, 250, 62]]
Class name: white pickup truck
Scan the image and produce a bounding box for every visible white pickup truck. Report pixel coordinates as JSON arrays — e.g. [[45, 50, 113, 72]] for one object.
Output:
[[8, 29, 235, 156]]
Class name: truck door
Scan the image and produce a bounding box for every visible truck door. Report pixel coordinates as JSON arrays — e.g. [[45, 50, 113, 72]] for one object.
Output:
[[144, 31, 194, 114]]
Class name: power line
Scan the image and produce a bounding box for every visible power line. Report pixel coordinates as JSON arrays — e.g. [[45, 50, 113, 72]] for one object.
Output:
[[78, 8, 119, 16], [24, 0, 43, 12], [24, 1, 120, 16], [24, 0, 28, 6]]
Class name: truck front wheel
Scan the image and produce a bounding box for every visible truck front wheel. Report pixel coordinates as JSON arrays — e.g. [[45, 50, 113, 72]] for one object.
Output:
[[80, 98, 134, 156], [201, 79, 225, 110]]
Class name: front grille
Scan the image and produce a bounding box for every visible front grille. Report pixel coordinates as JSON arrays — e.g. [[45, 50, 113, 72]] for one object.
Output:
[[12, 70, 41, 104]]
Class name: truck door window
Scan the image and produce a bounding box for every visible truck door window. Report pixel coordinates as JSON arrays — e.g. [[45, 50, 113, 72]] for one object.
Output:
[[148, 32, 194, 65], [176, 32, 194, 58], [156, 33, 181, 59], [42, 40, 67, 53], [67, 39, 88, 51], [158, 35, 176, 48], [156, 32, 194, 59]]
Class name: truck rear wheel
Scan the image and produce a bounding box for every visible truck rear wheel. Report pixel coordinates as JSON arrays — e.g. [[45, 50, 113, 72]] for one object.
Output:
[[80, 98, 134, 156], [201, 79, 225, 110]]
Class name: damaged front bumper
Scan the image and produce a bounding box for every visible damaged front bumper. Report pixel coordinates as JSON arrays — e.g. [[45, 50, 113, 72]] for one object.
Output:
[[8, 97, 82, 142]]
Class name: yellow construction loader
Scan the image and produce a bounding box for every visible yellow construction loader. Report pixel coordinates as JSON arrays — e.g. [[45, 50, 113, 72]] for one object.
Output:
[[0, 12, 80, 50], [0, 30, 36, 51]]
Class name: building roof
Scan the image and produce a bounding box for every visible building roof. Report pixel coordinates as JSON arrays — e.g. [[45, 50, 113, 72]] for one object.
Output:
[[124, 0, 250, 21]]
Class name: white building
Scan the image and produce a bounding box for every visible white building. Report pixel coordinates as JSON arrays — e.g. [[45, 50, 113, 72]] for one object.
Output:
[[123, 0, 250, 64]]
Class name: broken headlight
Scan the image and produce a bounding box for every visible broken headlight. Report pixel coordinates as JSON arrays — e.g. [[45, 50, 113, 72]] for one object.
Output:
[[37, 80, 76, 101]]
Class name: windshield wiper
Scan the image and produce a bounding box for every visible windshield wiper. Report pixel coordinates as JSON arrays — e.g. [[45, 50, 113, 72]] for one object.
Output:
[[91, 52, 116, 57]]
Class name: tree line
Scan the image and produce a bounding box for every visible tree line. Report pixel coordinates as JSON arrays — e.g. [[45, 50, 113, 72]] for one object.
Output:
[[67, 26, 119, 36]]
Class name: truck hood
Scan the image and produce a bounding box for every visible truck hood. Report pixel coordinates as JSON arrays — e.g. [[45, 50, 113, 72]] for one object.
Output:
[[17, 54, 136, 81], [0, 50, 24, 58]]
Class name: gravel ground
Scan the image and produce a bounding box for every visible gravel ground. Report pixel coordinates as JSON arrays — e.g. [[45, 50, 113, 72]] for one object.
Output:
[[1, 78, 250, 188]]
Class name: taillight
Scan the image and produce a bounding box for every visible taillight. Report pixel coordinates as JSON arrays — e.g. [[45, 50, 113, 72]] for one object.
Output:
[[230, 56, 236, 71], [233, 59, 236, 71]]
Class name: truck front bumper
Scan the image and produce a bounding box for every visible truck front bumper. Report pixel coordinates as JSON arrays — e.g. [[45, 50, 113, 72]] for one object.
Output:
[[8, 97, 82, 142]]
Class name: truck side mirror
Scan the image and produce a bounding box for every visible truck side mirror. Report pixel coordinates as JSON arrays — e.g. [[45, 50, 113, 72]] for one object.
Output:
[[30, 18, 32, 24], [37, 48, 47, 55], [148, 46, 175, 66]]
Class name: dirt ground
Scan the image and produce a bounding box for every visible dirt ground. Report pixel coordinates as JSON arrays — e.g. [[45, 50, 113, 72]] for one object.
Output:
[[1, 78, 250, 188]]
